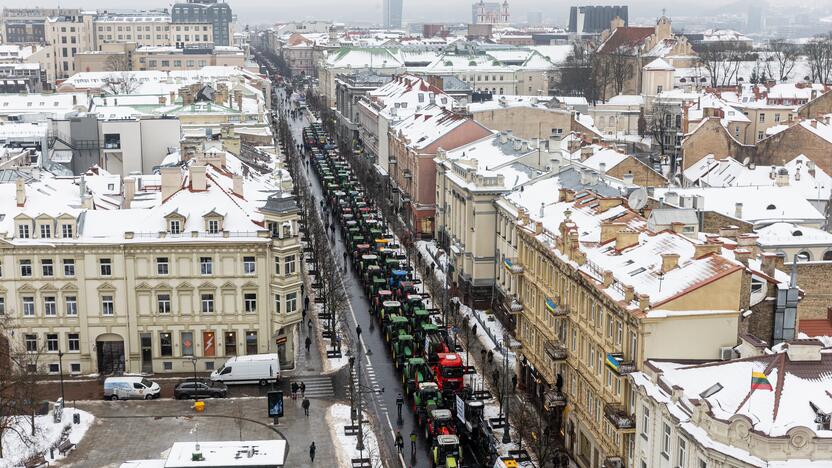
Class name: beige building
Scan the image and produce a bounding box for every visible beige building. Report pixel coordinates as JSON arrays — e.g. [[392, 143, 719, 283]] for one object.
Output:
[[0, 152, 303, 375], [77, 43, 244, 73], [468, 95, 574, 141], [93, 12, 213, 50], [509, 187, 753, 468], [44, 13, 96, 80]]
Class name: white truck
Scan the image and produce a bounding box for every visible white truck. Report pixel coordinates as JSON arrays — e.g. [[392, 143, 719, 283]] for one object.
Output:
[[210, 353, 280, 386]]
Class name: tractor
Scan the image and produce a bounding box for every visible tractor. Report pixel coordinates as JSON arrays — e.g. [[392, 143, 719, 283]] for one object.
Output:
[[413, 381, 443, 424], [431, 434, 461, 468], [425, 408, 456, 443], [384, 314, 410, 344], [391, 333, 414, 369], [402, 357, 434, 397]]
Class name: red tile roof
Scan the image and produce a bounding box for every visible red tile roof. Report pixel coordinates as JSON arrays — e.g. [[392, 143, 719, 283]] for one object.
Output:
[[798, 319, 832, 337], [597, 27, 654, 54]]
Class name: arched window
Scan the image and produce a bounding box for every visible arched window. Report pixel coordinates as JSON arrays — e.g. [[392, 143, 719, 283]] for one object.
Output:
[[796, 251, 811, 262], [766, 204, 776, 210], [823, 250, 832, 261]]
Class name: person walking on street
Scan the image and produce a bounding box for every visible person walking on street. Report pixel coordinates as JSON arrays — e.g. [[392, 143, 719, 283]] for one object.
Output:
[[290, 381, 298, 400], [356, 325, 362, 341], [410, 430, 417, 454], [307, 318, 313, 332], [304, 295, 310, 312], [309, 442, 316, 462], [396, 393, 404, 421], [300, 381, 307, 398], [305, 336, 312, 354], [395, 431, 404, 454], [302, 397, 310, 417]]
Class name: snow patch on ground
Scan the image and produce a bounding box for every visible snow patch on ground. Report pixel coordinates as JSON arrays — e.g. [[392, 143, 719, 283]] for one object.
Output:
[[0, 407, 94, 467], [327, 403, 383, 468]]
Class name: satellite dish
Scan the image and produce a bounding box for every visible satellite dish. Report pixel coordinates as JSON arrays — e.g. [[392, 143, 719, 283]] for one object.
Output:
[[627, 187, 648, 211]]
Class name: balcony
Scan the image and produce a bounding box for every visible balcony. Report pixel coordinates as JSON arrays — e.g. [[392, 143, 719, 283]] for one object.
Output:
[[604, 404, 636, 432], [389, 157, 397, 165], [604, 353, 636, 376], [603, 457, 625, 468], [544, 297, 567, 316], [543, 390, 567, 411], [544, 340, 567, 361], [502, 258, 523, 274], [403, 169, 412, 179], [509, 298, 524, 314]]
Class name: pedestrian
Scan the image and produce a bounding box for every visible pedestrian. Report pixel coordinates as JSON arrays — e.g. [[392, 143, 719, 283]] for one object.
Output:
[[472, 323, 478, 337], [305, 336, 312, 354], [410, 430, 417, 453], [300, 381, 307, 398], [487, 350, 494, 365], [492, 369, 500, 389], [356, 325, 362, 341], [304, 295, 310, 312], [291, 381, 298, 400], [511, 374, 518, 391], [301, 307, 307, 324], [302, 397, 310, 417], [480, 348, 487, 364], [395, 431, 404, 454], [309, 442, 316, 462], [396, 392, 404, 420], [336, 335, 342, 352]]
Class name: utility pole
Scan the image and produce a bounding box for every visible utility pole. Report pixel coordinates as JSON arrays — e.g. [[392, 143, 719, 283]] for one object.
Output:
[[502, 331, 512, 444]]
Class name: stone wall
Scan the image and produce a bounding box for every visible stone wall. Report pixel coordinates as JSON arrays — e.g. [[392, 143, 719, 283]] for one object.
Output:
[[701, 211, 754, 234], [798, 91, 832, 119], [795, 261, 832, 320], [754, 123, 832, 175]]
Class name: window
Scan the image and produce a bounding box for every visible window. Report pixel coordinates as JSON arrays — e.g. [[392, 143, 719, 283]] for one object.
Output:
[[774, 113, 781, 122], [677, 437, 687, 467], [42, 259, 54, 276], [158, 294, 171, 314], [46, 333, 59, 352], [225, 331, 237, 356], [20, 259, 32, 277], [65, 296, 77, 316], [200, 293, 214, 313], [44, 296, 56, 316], [759, 113, 765, 123], [284, 255, 296, 275], [40, 224, 51, 238], [169, 219, 181, 234], [181, 331, 194, 356], [243, 256, 255, 274], [61, 223, 73, 238], [160, 332, 173, 356], [25, 334, 37, 352], [244, 293, 257, 313], [245, 331, 257, 354], [70, 363, 80, 373], [100, 258, 112, 276], [757, 131, 764, 141], [698, 459, 707, 468], [274, 257, 281, 275], [641, 406, 650, 440], [68, 333, 80, 351], [661, 422, 671, 457], [0, 297, 4, 315], [101, 296, 114, 315], [63, 259, 75, 276], [200, 257, 213, 275], [22, 296, 34, 316], [286, 292, 297, 313], [18, 224, 30, 238], [207, 219, 219, 233], [274, 294, 281, 313], [154, 256, 169, 275]]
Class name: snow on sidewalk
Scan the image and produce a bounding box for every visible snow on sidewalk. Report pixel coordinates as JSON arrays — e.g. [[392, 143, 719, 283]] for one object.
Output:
[[327, 403, 383, 468], [0, 407, 94, 467]]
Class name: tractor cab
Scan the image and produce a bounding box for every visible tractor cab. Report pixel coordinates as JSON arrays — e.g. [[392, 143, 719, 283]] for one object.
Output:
[[426, 409, 456, 442], [391, 333, 414, 369], [389, 268, 410, 287], [402, 358, 434, 396], [359, 254, 379, 274], [371, 289, 393, 316], [494, 456, 520, 468], [380, 300, 401, 324], [414, 381, 443, 421], [432, 434, 461, 468], [422, 325, 451, 363], [433, 353, 465, 396], [384, 314, 409, 342]]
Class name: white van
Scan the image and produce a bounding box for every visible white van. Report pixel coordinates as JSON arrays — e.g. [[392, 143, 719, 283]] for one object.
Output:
[[103, 376, 161, 400], [210, 354, 280, 386]]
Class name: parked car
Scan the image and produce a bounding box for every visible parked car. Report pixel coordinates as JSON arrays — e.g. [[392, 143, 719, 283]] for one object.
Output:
[[104, 376, 161, 400], [210, 353, 280, 386], [174, 379, 228, 399]]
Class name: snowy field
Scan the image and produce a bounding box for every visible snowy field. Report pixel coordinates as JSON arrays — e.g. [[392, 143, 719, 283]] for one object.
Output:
[[0, 407, 94, 467]]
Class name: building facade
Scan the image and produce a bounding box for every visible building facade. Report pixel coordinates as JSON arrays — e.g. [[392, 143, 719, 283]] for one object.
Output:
[[383, 0, 403, 29], [171, 0, 233, 47]]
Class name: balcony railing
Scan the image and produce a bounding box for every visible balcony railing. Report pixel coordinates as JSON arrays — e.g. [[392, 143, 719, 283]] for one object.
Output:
[[543, 390, 567, 411], [544, 340, 567, 361], [403, 169, 412, 179], [605, 353, 636, 376], [604, 404, 636, 431], [502, 258, 523, 274], [603, 457, 625, 468], [544, 297, 567, 316]]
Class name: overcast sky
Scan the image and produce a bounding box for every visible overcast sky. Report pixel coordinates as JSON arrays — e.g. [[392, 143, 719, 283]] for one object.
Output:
[[0, 0, 823, 26]]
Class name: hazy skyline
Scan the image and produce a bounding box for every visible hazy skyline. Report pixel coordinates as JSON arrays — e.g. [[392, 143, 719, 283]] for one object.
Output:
[[2, 0, 830, 26]]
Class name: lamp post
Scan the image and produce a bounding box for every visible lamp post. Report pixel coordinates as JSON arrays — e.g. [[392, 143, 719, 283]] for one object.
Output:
[[58, 350, 65, 403], [190, 356, 198, 383], [502, 331, 511, 444]]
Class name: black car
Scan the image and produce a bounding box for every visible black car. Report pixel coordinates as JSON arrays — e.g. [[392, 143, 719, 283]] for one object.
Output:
[[174, 379, 228, 399]]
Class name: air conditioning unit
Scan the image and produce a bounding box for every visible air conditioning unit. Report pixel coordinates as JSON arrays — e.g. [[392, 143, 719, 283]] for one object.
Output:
[[719, 346, 735, 361]]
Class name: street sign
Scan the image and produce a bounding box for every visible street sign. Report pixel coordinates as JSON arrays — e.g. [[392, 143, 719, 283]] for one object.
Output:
[[267, 391, 284, 418], [455, 395, 465, 423]]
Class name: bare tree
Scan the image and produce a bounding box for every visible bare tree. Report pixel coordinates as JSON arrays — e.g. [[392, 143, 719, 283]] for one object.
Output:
[[697, 43, 744, 88], [553, 42, 600, 103], [805, 33, 832, 84], [104, 54, 131, 72], [100, 71, 140, 95], [645, 102, 675, 156], [589, 44, 634, 101], [765, 38, 799, 82]]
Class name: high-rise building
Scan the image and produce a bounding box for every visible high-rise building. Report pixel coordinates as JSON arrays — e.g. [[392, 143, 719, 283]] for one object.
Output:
[[472, 1, 509, 25], [383, 0, 403, 29], [568, 5, 628, 33], [527, 11, 543, 26], [746, 2, 764, 33], [171, 0, 233, 46]]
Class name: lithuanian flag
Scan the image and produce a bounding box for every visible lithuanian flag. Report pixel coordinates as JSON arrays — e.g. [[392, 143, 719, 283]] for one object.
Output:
[[751, 371, 773, 391]]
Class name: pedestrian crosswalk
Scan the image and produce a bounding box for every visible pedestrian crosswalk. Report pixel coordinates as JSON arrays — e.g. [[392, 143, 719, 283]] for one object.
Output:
[[292, 375, 335, 398]]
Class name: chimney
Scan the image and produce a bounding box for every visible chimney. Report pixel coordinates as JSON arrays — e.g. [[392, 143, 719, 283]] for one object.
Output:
[[558, 188, 574, 203], [734, 248, 752, 265], [761, 252, 778, 277], [615, 230, 639, 251], [539, 202, 545, 218], [158, 95, 167, 105], [234, 90, 243, 112], [623, 284, 635, 303], [602, 269, 614, 287], [81, 194, 93, 209], [161, 166, 182, 200], [597, 198, 621, 213], [638, 293, 651, 311], [534, 221, 543, 235], [600, 222, 624, 244], [623, 173, 635, 185], [718, 225, 739, 239], [694, 243, 721, 259], [500, 131, 508, 144], [734, 202, 743, 219], [599, 162, 606, 175], [664, 191, 679, 206], [232, 174, 244, 197], [661, 253, 679, 273], [15, 177, 26, 207], [190, 165, 207, 191], [123, 176, 136, 208], [580, 146, 593, 161], [811, 119, 818, 129], [808, 160, 816, 177], [170, 91, 176, 103], [785, 340, 823, 362]]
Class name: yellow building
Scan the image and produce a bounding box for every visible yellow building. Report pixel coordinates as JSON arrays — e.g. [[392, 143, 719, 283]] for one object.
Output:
[[508, 186, 747, 468], [0, 154, 302, 375]]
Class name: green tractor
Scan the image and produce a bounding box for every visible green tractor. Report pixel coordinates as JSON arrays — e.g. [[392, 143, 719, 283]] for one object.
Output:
[[384, 314, 410, 344], [402, 357, 434, 396], [431, 434, 461, 468], [391, 333, 415, 369], [413, 381, 443, 424], [379, 300, 401, 324]]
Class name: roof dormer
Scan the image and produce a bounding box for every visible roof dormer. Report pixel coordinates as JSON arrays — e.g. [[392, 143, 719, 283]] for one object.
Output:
[[203, 209, 225, 234], [164, 209, 187, 234], [34, 214, 54, 239]]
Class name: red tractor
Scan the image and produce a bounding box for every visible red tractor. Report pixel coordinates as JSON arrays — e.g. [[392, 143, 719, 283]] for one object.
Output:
[[425, 408, 456, 443], [432, 353, 465, 397]]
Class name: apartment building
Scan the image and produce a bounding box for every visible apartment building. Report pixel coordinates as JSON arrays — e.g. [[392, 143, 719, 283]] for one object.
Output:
[[505, 185, 779, 468], [93, 12, 174, 49], [171, 0, 234, 47], [77, 43, 243, 73], [0, 151, 302, 375], [44, 13, 96, 81]]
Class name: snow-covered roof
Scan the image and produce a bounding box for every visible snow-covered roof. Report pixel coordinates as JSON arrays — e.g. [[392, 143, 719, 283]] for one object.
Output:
[[391, 104, 473, 151], [440, 133, 542, 191], [602, 94, 644, 107], [366, 74, 454, 121], [164, 440, 287, 467], [756, 222, 832, 247], [467, 94, 559, 113], [632, 347, 832, 466], [644, 58, 674, 71]]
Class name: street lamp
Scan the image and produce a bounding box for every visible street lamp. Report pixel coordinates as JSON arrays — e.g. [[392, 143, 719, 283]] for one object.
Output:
[[190, 356, 198, 383], [502, 331, 512, 444], [58, 350, 65, 404]]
